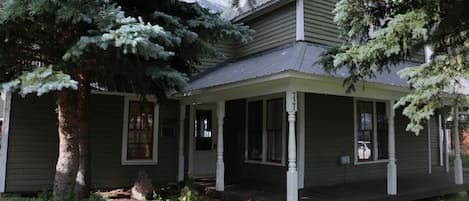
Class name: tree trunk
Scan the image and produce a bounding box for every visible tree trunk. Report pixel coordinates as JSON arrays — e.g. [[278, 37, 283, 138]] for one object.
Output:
[[53, 89, 80, 199], [75, 72, 91, 199]]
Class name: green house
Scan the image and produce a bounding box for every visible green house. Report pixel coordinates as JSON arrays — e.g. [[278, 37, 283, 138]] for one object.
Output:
[[0, 1, 462, 201]]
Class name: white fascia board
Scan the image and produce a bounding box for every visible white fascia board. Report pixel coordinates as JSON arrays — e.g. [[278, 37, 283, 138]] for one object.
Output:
[[179, 70, 411, 104], [296, 0, 304, 41]]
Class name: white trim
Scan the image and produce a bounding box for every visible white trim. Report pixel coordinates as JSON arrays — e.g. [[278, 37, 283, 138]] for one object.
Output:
[[297, 92, 305, 189], [372, 102, 378, 160], [353, 98, 390, 165], [354, 160, 388, 165], [453, 104, 463, 184], [387, 99, 397, 195], [178, 70, 407, 105], [91, 90, 136, 97], [121, 96, 159, 165], [244, 94, 286, 166], [232, 0, 294, 22], [295, 0, 304, 41], [0, 93, 11, 192], [438, 115, 444, 167], [216, 100, 225, 191], [286, 90, 298, 201]]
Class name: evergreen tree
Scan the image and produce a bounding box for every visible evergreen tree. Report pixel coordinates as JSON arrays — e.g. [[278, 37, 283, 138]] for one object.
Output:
[[0, 0, 251, 199], [320, 0, 469, 134]]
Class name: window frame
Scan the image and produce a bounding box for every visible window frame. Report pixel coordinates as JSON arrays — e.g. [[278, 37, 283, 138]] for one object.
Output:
[[244, 94, 286, 166], [353, 98, 389, 165], [121, 96, 159, 165]]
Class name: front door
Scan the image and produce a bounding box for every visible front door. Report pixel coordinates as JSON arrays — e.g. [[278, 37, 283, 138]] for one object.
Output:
[[192, 105, 217, 177]]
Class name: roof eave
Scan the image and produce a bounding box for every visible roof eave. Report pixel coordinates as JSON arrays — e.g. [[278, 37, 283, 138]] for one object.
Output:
[[232, 0, 295, 23]]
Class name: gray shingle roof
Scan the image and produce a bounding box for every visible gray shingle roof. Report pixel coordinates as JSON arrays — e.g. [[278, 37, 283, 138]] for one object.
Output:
[[185, 41, 420, 92]]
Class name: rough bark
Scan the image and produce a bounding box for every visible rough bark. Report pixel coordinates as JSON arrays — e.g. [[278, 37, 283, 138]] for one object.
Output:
[[75, 71, 91, 199], [53, 89, 80, 199]]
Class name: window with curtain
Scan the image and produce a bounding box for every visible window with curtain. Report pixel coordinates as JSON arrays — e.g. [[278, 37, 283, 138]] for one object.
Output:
[[246, 97, 284, 165], [266, 98, 283, 163], [126, 101, 155, 160], [356, 100, 388, 163], [247, 100, 263, 161]]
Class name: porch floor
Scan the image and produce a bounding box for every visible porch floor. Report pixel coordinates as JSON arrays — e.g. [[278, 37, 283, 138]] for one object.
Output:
[[216, 171, 469, 201]]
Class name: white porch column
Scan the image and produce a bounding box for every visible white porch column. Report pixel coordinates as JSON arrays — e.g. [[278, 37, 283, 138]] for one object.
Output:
[[216, 100, 225, 191], [286, 91, 298, 201], [178, 103, 186, 182], [453, 103, 464, 184], [387, 100, 397, 195]]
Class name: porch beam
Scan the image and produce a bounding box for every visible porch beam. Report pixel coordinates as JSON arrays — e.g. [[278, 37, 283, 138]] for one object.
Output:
[[453, 103, 463, 184], [178, 103, 186, 182], [286, 91, 298, 201], [387, 99, 397, 195], [216, 100, 225, 191]]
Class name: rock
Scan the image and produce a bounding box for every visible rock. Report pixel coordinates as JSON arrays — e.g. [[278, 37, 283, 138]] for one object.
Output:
[[131, 171, 153, 200]]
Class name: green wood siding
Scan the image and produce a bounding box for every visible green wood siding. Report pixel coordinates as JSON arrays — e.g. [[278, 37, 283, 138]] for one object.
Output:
[[89, 95, 179, 189], [304, 93, 432, 188], [6, 94, 58, 192], [5, 94, 179, 192], [194, 41, 236, 74], [224, 99, 286, 187], [237, 2, 296, 57], [304, 0, 343, 46]]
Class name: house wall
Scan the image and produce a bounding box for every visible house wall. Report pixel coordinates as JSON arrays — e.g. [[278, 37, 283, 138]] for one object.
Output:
[[224, 99, 286, 187], [303, 93, 437, 188], [88, 94, 179, 188], [303, 0, 342, 47], [5, 93, 179, 192], [194, 41, 236, 74], [6, 94, 58, 192], [236, 2, 297, 57]]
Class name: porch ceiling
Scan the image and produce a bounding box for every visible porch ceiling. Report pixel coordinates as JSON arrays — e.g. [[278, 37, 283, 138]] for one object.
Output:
[[183, 41, 419, 94]]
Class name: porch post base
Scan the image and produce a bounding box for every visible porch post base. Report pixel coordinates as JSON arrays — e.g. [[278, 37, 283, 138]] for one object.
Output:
[[387, 162, 397, 195], [287, 171, 298, 201], [454, 157, 463, 184], [216, 162, 225, 191], [178, 155, 184, 182]]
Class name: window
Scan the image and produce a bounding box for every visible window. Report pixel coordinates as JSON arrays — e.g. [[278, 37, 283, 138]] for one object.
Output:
[[122, 97, 159, 165], [355, 100, 388, 163], [195, 110, 213, 150], [246, 96, 285, 165]]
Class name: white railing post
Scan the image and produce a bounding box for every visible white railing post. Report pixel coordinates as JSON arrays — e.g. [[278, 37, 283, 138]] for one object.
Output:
[[216, 100, 225, 191], [286, 91, 298, 201], [178, 103, 186, 182], [453, 103, 463, 184], [387, 100, 397, 195]]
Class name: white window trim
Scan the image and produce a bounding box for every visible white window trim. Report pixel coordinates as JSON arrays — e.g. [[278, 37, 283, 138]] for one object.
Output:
[[0, 93, 11, 192], [353, 98, 389, 165], [244, 94, 286, 166], [121, 96, 159, 165]]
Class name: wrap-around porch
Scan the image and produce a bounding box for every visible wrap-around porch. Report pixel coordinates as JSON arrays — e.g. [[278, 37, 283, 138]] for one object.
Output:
[[216, 171, 469, 201], [174, 42, 467, 201]]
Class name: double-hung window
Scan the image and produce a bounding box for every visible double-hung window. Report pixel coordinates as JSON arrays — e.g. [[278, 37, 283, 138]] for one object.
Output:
[[246, 96, 285, 165], [355, 99, 388, 163], [122, 97, 159, 165]]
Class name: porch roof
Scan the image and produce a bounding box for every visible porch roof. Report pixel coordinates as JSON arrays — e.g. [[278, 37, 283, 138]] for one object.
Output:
[[184, 41, 419, 93]]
